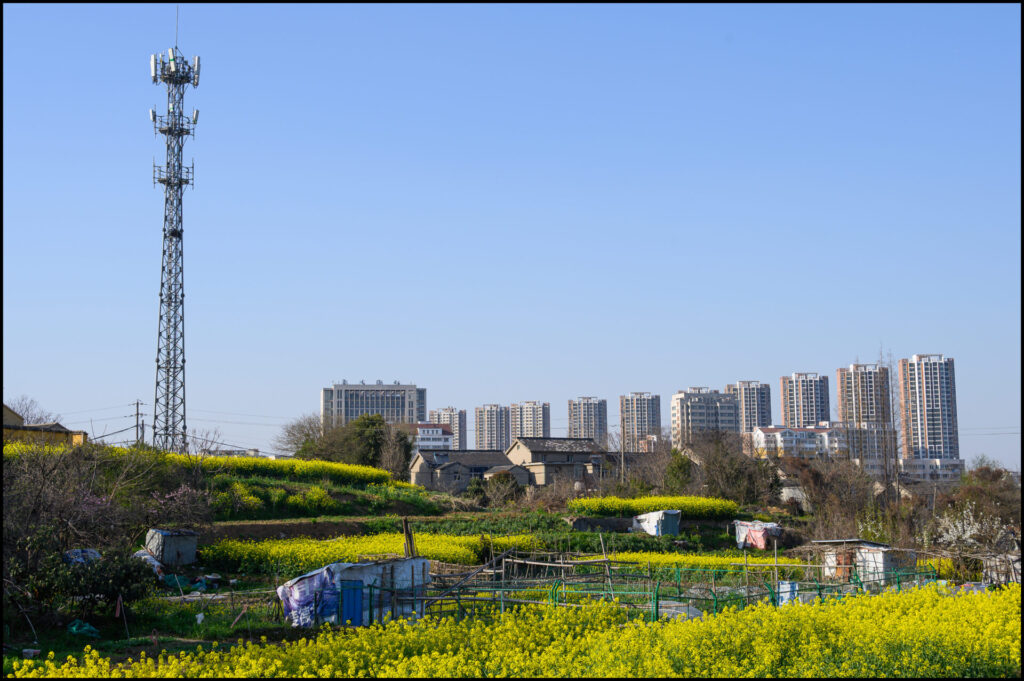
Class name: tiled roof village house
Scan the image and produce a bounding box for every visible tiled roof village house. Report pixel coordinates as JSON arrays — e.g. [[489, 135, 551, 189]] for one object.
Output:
[[410, 450, 526, 494], [505, 437, 606, 487], [410, 437, 608, 492]]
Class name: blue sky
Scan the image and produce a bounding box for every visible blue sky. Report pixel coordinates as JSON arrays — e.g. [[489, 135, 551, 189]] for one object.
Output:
[[3, 4, 1020, 468]]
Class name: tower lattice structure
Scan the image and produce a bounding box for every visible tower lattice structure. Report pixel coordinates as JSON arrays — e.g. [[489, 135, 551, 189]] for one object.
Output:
[[150, 47, 200, 452]]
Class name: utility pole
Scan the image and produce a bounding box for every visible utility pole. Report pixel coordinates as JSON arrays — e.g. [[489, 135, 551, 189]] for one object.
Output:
[[135, 400, 142, 444]]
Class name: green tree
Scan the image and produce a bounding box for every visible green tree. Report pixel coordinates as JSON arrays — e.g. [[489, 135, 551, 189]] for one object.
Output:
[[663, 448, 693, 494], [294, 414, 413, 474]]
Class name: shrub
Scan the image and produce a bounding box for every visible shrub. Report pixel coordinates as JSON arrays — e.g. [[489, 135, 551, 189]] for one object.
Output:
[[5, 547, 155, 621]]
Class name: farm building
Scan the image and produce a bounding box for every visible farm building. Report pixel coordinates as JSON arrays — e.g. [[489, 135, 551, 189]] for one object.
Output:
[[410, 450, 511, 493], [145, 528, 198, 567], [276, 557, 431, 628], [811, 539, 916, 585], [982, 529, 1021, 585], [504, 437, 606, 486]]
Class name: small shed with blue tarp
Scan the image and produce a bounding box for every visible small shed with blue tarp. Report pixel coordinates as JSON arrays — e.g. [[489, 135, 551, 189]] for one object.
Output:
[[276, 557, 431, 628]]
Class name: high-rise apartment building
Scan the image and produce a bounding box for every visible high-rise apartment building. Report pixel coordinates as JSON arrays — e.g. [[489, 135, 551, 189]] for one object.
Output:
[[321, 380, 426, 428], [619, 393, 661, 453], [835, 364, 896, 477], [670, 388, 740, 447], [567, 397, 608, 445], [428, 407, 468, 451], [475, 404, 511, 451], [780, 373, 830, 428], [899, 354, 961, 479], [509, 401, 550, 439], [726, 381, 772, 433], [836, 364, 892, 426]]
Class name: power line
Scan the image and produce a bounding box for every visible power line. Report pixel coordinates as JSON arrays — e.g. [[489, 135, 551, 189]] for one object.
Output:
[[66, 414, 137, 426], [189, 417, 285, 427], [190, 409, 290, 421], [91, 424, 139, 440], [56, 403, 137, 416]]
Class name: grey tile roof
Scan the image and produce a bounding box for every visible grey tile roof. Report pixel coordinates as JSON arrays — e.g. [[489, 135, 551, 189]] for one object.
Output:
[[514, 437, 604, 453], [419, 449, 511, 469], [484, 464, 523, 474]]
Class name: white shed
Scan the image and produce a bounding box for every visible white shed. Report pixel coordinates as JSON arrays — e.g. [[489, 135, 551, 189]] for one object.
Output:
[[812, 540, 916, 585]]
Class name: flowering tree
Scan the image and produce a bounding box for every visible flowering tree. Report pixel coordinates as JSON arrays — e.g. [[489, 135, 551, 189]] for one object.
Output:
[[932, 501, 1003, 581]]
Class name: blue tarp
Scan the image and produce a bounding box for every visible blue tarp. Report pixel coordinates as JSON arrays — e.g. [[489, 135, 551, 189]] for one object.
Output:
[[276, 566, 364, 627]]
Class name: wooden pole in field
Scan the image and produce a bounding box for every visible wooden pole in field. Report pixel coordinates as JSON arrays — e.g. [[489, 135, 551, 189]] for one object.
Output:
[[773, 538, 779, 599], [599, 532, 613, 598], [744, 552, 750, 606]]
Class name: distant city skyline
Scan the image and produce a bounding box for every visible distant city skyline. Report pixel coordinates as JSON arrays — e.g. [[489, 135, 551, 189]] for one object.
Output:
[[3, 4, 1019, 469]]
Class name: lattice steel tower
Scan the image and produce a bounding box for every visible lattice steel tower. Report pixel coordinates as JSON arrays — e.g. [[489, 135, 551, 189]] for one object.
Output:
[[149, 47, 200, 452]]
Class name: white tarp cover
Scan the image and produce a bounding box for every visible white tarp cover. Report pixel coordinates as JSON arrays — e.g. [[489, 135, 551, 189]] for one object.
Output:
[[733, 520, 782, 550], [631, 510, 682, 536]]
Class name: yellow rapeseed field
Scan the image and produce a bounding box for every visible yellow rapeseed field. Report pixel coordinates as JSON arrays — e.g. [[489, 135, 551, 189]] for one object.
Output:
[[3, 443, 393, 487], [201, 533, 542, 573], [603, 551, 804, 570], [567, 495, 738, 518], [8, 583, 1019, 677]]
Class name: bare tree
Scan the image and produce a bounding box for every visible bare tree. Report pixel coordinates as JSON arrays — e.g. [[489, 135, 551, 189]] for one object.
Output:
[[690, 431, 780, 506], [379, 422, 413, 482], [786, 457, 875, 539], [3, 443, 212, 564], [878, 345, 903, 505], [273, 412, 324, 455], [485, 471, 523, 507], [625, 427, 674, 492], [5, 395, 61, 425], [178, 427, 225, 487]]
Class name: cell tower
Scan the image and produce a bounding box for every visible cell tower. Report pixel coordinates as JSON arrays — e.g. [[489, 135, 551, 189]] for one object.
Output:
[[149, 46, 200, 452]]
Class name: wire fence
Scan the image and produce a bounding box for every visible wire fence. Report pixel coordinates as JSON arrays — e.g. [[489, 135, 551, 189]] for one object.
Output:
[[395, 550, 942, 624]]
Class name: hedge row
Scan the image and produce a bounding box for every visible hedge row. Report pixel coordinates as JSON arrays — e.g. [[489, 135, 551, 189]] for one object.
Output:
[[567, 495, 738, 519]]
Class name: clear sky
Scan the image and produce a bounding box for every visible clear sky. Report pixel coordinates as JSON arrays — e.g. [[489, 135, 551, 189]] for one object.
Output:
[[3, 4, 1020, 468]]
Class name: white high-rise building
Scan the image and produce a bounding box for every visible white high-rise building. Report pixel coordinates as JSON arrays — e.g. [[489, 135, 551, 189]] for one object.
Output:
[[670, 387, 740, 446], [568, 397, 608, 445], [619, 392, 661, 453], [475, 404, 511, 451], [510, 401, 550, 439], [428, 407, 468, 450], [725, 381, 772, 433], [321, 380, 426, 428], [899, 354, 961, 479]]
